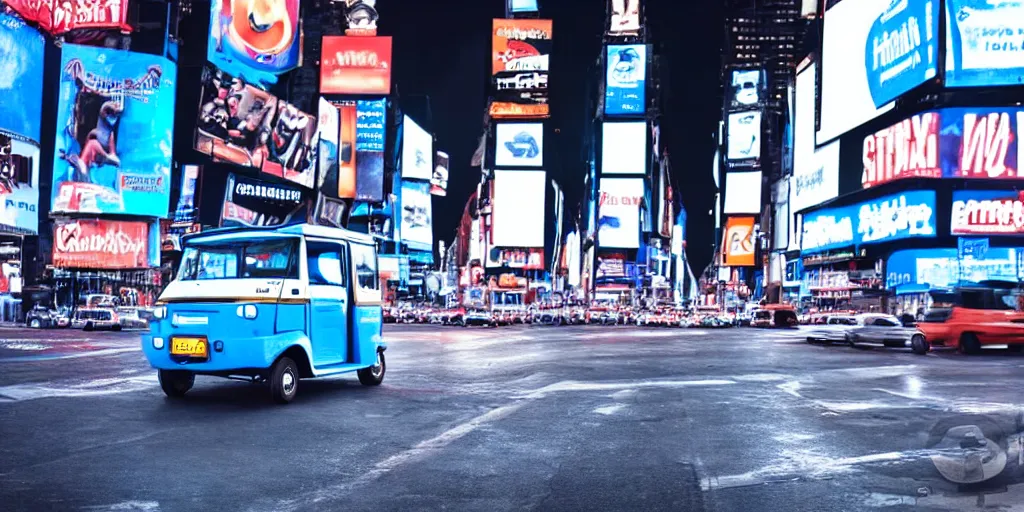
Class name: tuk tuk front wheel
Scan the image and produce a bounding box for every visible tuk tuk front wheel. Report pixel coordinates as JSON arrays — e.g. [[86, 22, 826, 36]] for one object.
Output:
[[269, 356, 299, 404], [159, 370, 194, 398], [358, 350, 386, 386]]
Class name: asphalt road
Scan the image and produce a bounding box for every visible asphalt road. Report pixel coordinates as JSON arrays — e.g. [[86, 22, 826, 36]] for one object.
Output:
[[3, 324, 1024, 511]]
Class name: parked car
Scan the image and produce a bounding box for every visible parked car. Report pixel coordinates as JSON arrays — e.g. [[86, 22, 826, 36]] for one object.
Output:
[[465, 309, 496, 327], [25, 306, 68, 329], [805, 315, 858, 343], [71, 308, 121, 331], [843, 314, 916, 349]]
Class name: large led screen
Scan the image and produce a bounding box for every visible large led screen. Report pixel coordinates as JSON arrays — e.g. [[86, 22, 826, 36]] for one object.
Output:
[[722, 216, 756, 267], [508, 0, 539, 13], [194, 66, 316, 189], [818, 0, 938, 143], [320, 36, 393, 95], [222, 172, 303, 228], [727, 111, 761, 162], [0, 138, 39, 234], [728, 69, 762, 110], [431, 151, 449, 197], [723, 171, 762, 215], [4, 0, 131, 36], [793, 62, 840, 212], [207, 0, 301, 89], [863, 107, 1024, 188], [601, 122, 646, 174], [316, 98, 339, 193], [402, 115, 433, 180], [52, 45, 176, 217], [598, 177, 644, 249], [0, 14, 45, 143], [801, 190, 936, 254], [887, 248, 1024, 290], [607, 0, 642, 36], [495, 122, 544, 167], [491, 19, 552, 119], [950, 189, 1024, 235], [354, 98, 386, 202], [53, 218, 158, 269], [605, 44, 646, 116], [946, 0, 1024, 87], [492, 169, 546, 248], [400, 180, 433, 251]]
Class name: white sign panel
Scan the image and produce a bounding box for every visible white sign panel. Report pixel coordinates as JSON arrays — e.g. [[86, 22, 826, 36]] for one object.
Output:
[[601, 122, 647, 174], [495, 123, 544, 168], [492, 169, 546, 248], [598, 177, 644, 249], [727, 111, 761, 161], [723, 171, 762, 214], [401, 115, 433, 180]]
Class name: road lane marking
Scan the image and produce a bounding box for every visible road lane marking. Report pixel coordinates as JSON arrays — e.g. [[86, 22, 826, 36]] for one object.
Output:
[[515, 378, 737, 399], [0, 347, 140, 363], [593, 403, 627, 415], [0, 374, 157, 401], [702, 449, 932, 491]]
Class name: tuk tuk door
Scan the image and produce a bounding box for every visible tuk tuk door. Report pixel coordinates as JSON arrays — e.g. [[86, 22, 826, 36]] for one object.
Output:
[[306, 240, 349, 366]]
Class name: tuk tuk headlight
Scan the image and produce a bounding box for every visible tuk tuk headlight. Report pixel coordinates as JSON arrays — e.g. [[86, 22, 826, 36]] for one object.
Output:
[[236, 304, 258, 320], [153, 306, 167, 320]]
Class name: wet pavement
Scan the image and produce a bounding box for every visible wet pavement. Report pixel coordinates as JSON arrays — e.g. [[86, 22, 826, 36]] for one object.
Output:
[[3, 324, 1024, 511]]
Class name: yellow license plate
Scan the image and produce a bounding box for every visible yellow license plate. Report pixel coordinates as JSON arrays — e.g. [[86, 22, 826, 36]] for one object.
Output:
[[170, 337, 208, 358]]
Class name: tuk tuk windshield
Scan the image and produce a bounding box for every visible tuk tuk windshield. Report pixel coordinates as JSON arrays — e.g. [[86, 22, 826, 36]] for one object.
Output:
[[178, 238, 299, 281]]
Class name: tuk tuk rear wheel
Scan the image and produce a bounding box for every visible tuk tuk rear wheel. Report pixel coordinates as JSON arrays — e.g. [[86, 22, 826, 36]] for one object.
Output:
[[270, 357, 299, 404], [159, 370, 194, 398], [358, 350, 386, 386]]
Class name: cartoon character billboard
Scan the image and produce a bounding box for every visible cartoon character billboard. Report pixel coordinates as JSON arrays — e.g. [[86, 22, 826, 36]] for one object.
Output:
[[51, 44, 176, 217], [207, 0, 302, 89]]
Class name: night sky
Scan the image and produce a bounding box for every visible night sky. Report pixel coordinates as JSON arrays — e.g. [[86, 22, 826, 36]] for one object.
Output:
[[377, 1, 724, 273]]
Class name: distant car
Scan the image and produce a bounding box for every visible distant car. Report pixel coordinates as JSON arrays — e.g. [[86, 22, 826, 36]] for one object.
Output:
[[465, 309, 496, 327], [842, 314, 915, 349], [71, 308, 121, 331], [25, 306, 66, 329], [805, 315, 858, 343]]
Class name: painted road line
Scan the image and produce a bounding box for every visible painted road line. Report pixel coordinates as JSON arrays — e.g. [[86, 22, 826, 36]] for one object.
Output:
[[515, 378, 737, 399], [0, 347, 140, 363]]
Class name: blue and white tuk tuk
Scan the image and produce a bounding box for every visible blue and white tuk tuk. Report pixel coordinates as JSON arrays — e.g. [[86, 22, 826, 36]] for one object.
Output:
[[142, 224, 387, 403]]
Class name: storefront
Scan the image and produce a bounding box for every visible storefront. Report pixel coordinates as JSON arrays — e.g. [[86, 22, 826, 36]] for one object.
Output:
[[887, 247, 1024, 316]]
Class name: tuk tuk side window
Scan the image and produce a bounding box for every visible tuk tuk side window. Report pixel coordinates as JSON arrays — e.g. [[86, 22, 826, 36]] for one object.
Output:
[[307, 242, 347, 287], [350, 243, 381, 304]]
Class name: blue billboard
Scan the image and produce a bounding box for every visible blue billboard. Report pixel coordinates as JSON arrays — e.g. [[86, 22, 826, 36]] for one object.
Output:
[[605, 44, 646, 116], [52, 45, 177, 217], [863, 0, 939, 107], [887, 247, 1022, 290], [207, 0, 301, 89], [0, 14, 45, 143], [801, 190, 937, 253], [355, 98, 386, 203], [946, 0, 1024, 87]]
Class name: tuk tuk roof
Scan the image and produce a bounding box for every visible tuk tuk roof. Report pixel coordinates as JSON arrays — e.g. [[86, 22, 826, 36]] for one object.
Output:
[[182, 223, 376, 246]]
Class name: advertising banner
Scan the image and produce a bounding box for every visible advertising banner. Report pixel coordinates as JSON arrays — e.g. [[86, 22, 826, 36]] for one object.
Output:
[[195, 66, 317, 189], [791, 140, 840, 213], [172, 165, 199, 226], [507, 0, 538, 14], [722, 216, 756, 267], [4, 0, 131, 36], [598, 177, 644, 249], [431, 151, 449, 196], [53, 218, 153, 269], [322, 100, 358, 198], [492, 19, 552, 118], [801, 190, 936, 254], [486, 247, 544, 269], [946, 0, 1024, 87], [887, 247, 1022, 290], [0, 14, 45, 144], [52, 44, 175, 217], [492, 169, 545, 248], [819, 0, 938, 142], [605, 44, 646, 116], [863, 107, 1024, 187], [344, 0, 378, 36], [723, 171, 763, 215], [950, 189, 1024, 235], [402, 115, 433, 180], [355, 98, 386, 202], [316, 98, 340, 192], [0, 138, 39, 234], [207, 0, 301, 89], [728, 69, 762, 111], [601, 122, 646, 174], [727, 111, 761, 163], [320, 36, 392, 95], [596, 252, 627, 279], [607, 0, 642, 36], [221, 172, 303, 228], [400, 180, 433, 251], [310, 193, 347, 229], [495, 122, 544, 167], [773, 178, 789, 251]]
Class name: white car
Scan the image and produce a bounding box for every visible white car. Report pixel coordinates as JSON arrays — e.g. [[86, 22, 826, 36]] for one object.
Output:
[[805, 315, 858, 343], [843, 314, 916, 349]]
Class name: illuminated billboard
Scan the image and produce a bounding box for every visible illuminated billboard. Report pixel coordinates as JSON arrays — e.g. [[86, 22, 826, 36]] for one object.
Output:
[[492, 169, 546, 248], [605, 44, 646, 115], [723, 171, 762, 215], [507, 0, 538, 13], [431, 151, 449, 197], [727, 111, 761, 163], [486, 247, 544, 270], [194, 66, 316, 189], [320, 36, 393, 95], [598, 177, 644, 249], [207, 0, 301, 89], [400, 180, 433, 251], [888, 248, 1024, 290], [727, 69, 762, 110], [316, 98, 339, 193], [801, 190, 936, 254], [344, 0, 379, 36], [491, 19, 552, 119], [3, 0, 131, 36], [722, 216, 755, 267], [792, 62, 840, 213], [354, 98, 386, 202], [862, 107, 1024, 188], [52, 45, 176, 218], [495, 123, 544, 167], [402, 115, 433, 180], [819, 0, 938, 143], [607, 0, 642, 36], [946, 1, 1024, 87], [950, 190, 1024, 235], [601, 122, 646, 174], [0, 14, 45, 144], [0, 138, 39, 234], [221, 172, 303, 228], [53, 218, 158, 269]]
